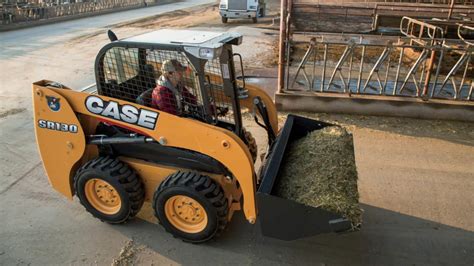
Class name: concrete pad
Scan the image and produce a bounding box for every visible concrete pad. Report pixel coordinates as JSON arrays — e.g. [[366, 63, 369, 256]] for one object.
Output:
[[275, 91, 474, 122], [0, 2, 473, 264]]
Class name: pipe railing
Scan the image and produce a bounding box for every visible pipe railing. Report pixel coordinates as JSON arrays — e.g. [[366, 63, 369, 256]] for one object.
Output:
[[287, 32, 473, 101]]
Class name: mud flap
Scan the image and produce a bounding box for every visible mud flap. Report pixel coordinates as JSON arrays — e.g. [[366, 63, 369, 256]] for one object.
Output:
[[257, 114, 353, 240]]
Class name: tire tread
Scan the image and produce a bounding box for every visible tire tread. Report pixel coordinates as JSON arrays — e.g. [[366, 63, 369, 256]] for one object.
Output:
[[153, 171, 228, 243]]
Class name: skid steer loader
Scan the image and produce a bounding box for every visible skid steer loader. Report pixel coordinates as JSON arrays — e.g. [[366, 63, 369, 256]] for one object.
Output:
[[33, 29, 355, 243]]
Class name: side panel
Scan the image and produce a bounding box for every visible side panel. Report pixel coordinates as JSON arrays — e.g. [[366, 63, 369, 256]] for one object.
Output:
[[32, 86, 86, 199], [122, 157, 242, 222], [121, 157, 242, 203]]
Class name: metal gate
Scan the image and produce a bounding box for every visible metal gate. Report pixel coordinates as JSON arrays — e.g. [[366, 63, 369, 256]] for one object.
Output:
[[285, 23, 473, 101]]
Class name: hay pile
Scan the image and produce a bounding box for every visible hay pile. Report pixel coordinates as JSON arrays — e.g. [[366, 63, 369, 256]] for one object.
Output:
[[112, 240, 136, 266], [275, 126, 362, 227]]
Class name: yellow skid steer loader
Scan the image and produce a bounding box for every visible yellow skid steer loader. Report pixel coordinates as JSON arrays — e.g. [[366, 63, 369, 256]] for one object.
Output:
[[33, 29, 355, 243]]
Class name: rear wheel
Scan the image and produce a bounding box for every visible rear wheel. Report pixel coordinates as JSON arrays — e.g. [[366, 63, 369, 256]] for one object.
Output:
[[221, 17, 228, 23], [74, 157, 145, 224], [153, 171, 228, 243], [252, 17, 258, 23], [243, 127, 258, 163]]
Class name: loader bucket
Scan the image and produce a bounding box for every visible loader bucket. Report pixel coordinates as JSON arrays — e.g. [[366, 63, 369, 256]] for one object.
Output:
[[257, 114, 353, 241]]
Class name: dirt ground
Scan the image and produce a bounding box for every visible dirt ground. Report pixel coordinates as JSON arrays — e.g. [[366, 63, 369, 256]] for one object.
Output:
[[293, 15, 372, 33], [68, 3, 280, 70], [124, 3, 281, 69], [1, 0, 474, 265]]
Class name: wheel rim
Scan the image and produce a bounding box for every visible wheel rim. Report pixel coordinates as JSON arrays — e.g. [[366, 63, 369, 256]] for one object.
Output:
[[164, 195, 208, 234], [84, 178, 121, 215]]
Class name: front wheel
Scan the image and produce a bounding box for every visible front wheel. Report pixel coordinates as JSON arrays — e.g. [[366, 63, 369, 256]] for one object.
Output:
[[221, 17, 228, 23], [252, 17, 258, 23], [153, 171, 228, 243]]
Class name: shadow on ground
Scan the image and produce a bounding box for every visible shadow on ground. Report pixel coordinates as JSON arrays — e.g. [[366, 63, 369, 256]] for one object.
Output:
[[113, 204, 474, 265]]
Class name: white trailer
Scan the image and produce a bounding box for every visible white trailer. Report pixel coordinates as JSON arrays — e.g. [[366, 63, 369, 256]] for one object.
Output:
[[219, 0, 265, 23]]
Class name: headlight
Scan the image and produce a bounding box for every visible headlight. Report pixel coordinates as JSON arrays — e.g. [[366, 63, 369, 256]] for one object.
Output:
[[249, 5, 257, 9]]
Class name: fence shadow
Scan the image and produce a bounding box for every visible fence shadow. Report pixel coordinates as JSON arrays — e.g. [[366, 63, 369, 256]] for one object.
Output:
[[279, 112, 474, 147]]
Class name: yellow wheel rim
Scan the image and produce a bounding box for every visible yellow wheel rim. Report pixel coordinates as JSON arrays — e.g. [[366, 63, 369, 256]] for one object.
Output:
[[164, 195, 208, 234], [84, 179, 121, 215]]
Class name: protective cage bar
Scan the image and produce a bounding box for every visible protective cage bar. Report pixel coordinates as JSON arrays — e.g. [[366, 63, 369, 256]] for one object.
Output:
[[95, 44, 237, 127]]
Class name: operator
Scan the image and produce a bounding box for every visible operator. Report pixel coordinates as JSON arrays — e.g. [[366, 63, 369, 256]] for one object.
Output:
[[151, 59, 197, 115]]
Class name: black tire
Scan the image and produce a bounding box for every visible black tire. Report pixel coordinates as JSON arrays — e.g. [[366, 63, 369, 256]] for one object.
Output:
[[153, 171, 228, 243], [221, 17, 228, 23], [252, 17, 258, 23], [243, 127, 258, 163], [74, 156, 145, 224]]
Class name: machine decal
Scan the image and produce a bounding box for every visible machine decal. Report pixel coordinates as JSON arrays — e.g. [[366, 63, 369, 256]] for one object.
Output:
[[85, 95, 159, 130], [38, 119, 78, 133], [46, 96, 61, 112], [221, 63, 230, 79]]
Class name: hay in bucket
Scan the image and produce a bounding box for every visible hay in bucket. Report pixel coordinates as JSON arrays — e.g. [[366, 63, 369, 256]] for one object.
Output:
[[275, 126, 362, 227]]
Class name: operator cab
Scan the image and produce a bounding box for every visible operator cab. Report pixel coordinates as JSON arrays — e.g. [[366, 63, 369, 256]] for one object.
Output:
[[94, 29, 245, 134]]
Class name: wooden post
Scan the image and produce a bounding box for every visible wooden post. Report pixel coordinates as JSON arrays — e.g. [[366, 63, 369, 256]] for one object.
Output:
[[277, 0, 288, 93], [422, 49, 436, 99]]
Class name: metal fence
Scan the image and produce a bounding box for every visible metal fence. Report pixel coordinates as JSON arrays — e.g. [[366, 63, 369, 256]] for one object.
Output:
[[1, 0, 155, 25], [287, 25, 473, 101]]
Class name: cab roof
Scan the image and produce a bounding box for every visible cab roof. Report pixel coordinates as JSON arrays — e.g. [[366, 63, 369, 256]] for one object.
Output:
[[121, 29, 243, 49]]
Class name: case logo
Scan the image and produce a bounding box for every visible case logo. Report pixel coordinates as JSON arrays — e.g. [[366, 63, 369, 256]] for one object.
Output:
[[46, 96, 61, 112], [85, 96, 158, 130]]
